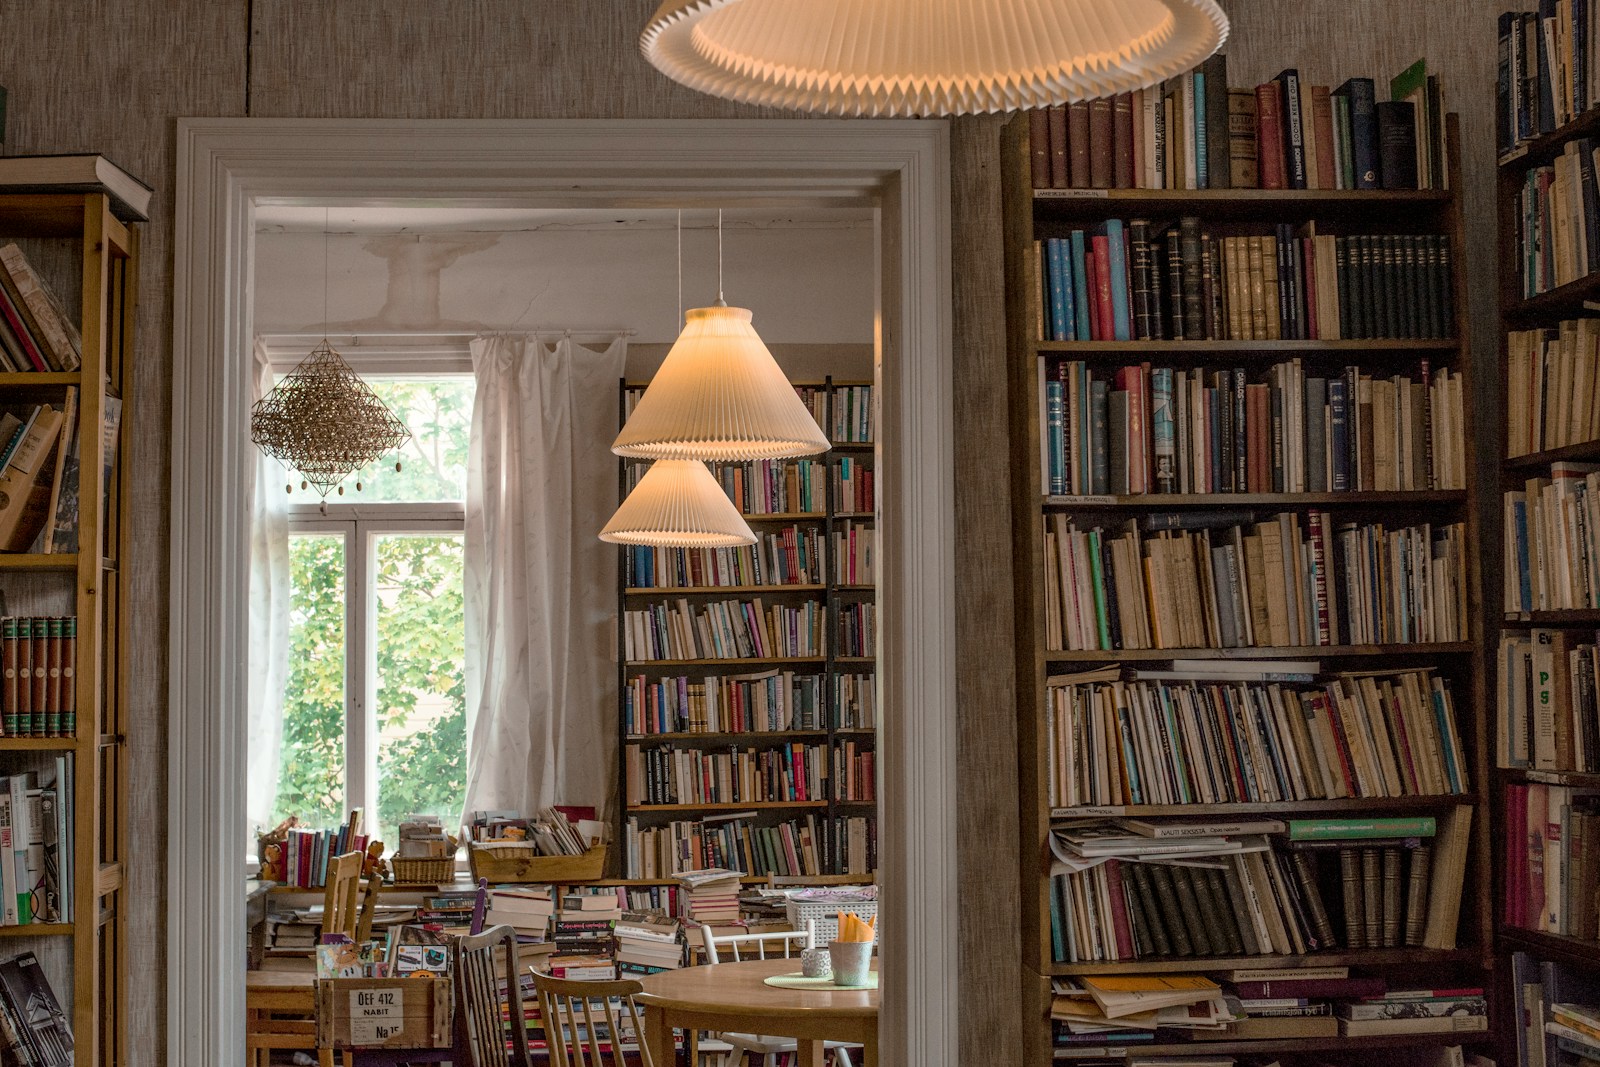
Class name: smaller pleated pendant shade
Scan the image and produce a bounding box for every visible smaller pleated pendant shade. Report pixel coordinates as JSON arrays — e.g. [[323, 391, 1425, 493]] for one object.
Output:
[[600, 459, 758, 547], [612, 304, 831, 461]]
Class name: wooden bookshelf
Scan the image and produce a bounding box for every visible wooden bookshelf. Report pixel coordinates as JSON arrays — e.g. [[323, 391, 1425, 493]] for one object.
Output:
[[615, 377, 878, 880], [1002, 113, 1487, 1064], [0, 193, 135, 1067]]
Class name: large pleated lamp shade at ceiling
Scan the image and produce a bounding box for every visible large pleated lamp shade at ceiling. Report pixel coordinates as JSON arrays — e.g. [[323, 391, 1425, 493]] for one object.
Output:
[[612, 304, 831, 462], [640, 0, 1229, 117], [599, 459, 758, 547]]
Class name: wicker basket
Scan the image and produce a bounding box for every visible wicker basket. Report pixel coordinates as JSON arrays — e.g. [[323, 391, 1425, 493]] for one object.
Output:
[[467, 842, 607, 884], [389, 856, 457, 886], [786, 898, 879, 944]]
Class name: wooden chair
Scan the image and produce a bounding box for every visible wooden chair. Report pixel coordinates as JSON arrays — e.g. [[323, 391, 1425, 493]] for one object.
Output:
[[245, 852, 368, 1067], [695, 923, 853, 1067], [533, 972, 655, 1067], [452, 924, 534, 1067]]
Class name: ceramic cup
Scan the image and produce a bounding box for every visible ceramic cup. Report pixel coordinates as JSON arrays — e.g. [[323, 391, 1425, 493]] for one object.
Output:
[[827, 940, 872, 987], [800, 946, 832, 979]]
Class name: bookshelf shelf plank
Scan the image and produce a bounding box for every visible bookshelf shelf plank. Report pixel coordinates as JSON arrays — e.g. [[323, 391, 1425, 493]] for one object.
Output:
[[1497, 766, 1600, 789], [626, 656, 828, 667], [624, 584, 826, 596], [1042, 491, 1466, 509], [1503, 269, 1600, 322], [1032, 188, 1451, 223], [1044, 642, 1474, 663], [1502, 439, 1600, 472], [1499, 105, 1600, 169], [1049, 794, 1477, 820], [1497, 927, 1600, 970], [625, 801, 829, 812], [625, 730, 829, 744], [1048, 947, 1477, 976], [0, 372, 80, 388], [1038, 338, 1459, 357], [0, 923, 72, 938], [1503, 609, 1600, 626], [0, 553, 78, 571], [740, 512, 827, 522], [0, 738, 78, 751], [1051, 1030, 1491, 1060]]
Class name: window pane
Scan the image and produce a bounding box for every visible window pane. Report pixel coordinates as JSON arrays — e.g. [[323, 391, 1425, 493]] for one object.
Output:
[[373, 533, 466, 845], [279, 375, 472, 504], [273, 533, 347, 829]]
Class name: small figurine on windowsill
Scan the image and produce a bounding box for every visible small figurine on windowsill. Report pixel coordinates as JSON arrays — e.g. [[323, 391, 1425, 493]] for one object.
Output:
[[256, 816, 300, 883]]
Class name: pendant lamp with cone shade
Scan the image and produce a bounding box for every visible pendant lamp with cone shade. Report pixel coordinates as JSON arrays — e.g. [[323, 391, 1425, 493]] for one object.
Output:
[[641, 0, 1229, 117], [599, 459, 757, 547]]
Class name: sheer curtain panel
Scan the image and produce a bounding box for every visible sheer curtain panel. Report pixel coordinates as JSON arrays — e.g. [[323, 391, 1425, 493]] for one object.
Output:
[[462, 334, 627, 818], [246, 339, 291, 836]]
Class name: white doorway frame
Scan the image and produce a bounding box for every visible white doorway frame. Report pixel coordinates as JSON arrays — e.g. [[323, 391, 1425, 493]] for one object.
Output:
[[169, 118, 954, 1066]]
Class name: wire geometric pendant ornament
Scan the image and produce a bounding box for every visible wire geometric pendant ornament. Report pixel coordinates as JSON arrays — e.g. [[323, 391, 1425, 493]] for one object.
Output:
[[250, 339, 412, 499]]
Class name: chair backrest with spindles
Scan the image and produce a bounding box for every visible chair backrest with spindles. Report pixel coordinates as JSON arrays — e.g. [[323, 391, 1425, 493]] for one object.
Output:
[[532, 972, 655, 1067], [697, 920, 814, 965], [452, 924, 535, 1067], [318, 851, 365, 940]]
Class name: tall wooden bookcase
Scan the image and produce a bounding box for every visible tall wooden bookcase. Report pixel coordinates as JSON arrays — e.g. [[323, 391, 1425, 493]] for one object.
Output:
[[615, 378, 878, 880], [0, 193, 135, 1066], [1000, 114, 1492, 1063], [1492, 94, 1600, 1066]]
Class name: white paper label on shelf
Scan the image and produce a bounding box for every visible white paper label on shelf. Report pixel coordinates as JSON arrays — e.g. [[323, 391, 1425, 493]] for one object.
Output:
[[1052, 805, 1126, 818], [349, 990, 404, 1044], [1034, 189, 1110, 200]]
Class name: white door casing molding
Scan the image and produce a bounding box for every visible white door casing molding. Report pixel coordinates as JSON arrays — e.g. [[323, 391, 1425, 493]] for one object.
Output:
[[169, 119, 954, 1066]]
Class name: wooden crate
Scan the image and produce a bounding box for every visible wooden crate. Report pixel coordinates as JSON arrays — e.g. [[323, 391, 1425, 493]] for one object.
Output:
[[467, 842, 607, 883], [316, 978, 451, 1049]]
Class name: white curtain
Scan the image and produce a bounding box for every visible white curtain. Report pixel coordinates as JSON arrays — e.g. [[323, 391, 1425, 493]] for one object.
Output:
[[245, 339, 291, 835], [462, 333, 627, 818]]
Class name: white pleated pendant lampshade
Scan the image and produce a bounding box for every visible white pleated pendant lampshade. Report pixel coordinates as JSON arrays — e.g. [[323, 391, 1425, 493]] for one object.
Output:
[[600, 459, 758, 547], [641, 0, 1229, 117], [612, 304, 831, 461]]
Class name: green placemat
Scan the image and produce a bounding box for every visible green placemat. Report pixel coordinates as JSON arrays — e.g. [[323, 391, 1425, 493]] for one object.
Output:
[[763, 972, 879, 991]]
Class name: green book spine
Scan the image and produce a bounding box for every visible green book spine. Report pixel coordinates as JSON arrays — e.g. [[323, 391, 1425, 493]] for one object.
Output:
[[1147, 864, 1195, 956], [1290, 850, 1338, 948], [1198, 864, 1246, 955], [1126, 862, 1173, 957], [1117, 865, 1153, 958], [1168, 865, 1215, 955], [1088, 529, 1112, 649], [1340, 847, 1365, 948], [1288, 816, 1437, 841], [1404, 844, 1433, 947], [1361, 848, 1381, 948]]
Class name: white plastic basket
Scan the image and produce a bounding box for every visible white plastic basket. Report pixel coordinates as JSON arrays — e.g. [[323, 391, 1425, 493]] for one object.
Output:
[[786, 898, 879, 945]]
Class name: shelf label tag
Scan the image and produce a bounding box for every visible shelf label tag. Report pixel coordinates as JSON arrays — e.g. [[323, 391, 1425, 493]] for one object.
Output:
[[1035, 189, 1110, 200]]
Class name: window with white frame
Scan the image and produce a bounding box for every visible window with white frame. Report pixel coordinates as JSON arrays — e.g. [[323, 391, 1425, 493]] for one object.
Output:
[[270, 373, 473, 846]]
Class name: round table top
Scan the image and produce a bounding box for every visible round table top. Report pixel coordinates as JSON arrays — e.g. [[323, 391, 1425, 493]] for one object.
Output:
[[634, 958, 879, 1019]]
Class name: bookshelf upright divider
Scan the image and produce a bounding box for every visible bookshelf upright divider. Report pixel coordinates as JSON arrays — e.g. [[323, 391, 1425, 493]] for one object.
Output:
[[1002, 112, 1488, 1063]]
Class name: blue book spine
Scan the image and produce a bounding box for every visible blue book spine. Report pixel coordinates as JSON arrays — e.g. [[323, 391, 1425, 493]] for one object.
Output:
[[1431, 687, 1462, 792], [1046, 238, 1072, 342], [1513, 496, 1533, 612], [1194, 71, 1209, 188], [1105, 220, 1132, 341], [1150, 367, 1176, 493], [1070, 230, 1092, 341], [1328, 378, 1350, 491], [1046, 379, 1067, 496], [1115, 705, 1143, 804], [1090, 379, 1110, 495]]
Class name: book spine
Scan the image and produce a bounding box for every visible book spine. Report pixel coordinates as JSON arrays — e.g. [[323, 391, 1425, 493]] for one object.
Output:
[[1089, 97, 1115, 188], [1277, 70, 1308, 189]]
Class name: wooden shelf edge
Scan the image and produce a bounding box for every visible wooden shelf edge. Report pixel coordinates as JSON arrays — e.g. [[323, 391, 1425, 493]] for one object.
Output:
[[624, 585, 826, 596], [0, 737, 77, 750], [1052, 1030, 1492, 1059], [1503, 439, 1600, 471], [1043, 491, 1466, 509], [1038, 338, 1460, 355], [1047, 946, 1478, 975], [625, 801, 829, 812], [1504, 609, 1600, 626], [1497, 926, 1600, 968], [626, 657, 828, 667], [0, 553, 78, 570], [626, 730, 830, 743], [1500, 105, 1600, 169], [0, 923, 71, 937], [1044, 642, 1474, 663], [1049, 794, 1477, 819], [1032, 187, 1451, 206], [1498, 766, 1600, 788]]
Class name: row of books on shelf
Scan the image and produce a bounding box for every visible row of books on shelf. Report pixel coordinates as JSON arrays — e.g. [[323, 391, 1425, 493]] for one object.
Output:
[[1513, 138, 1600, 296], [1499, 4, 1600, 155], [623, 670, 876, 736], [1042, 360, 1466, 498], [625, 382, 875, 447], [835, 603, 874, 658], [264, 811, 372, 889], [0, 764, 70, 927], [0, 244, 81, 374], [1045, 667, 1470, 810], [0, 391, 118, 555], [1052, 970, 1487, 1052], [623, 810, 875, 879], [1043, 514, 1470, 653], [624, 740, 876, 806], [1510, 951, 1600, 1067], [623, 598, 825, 661], [1048, 810, 1471, 963], [1508, 322, 1600, 459], [1036, 224, 1454, 344], [1504, 782, 1600, 940], [1498, 630, 1600, 771], [1505, 467, 1600, 613], [624, 456, 875, 517], [0, 953, 70, 1067], [620, 521, 875, 589], [0, 617, 75, 738], [1026, 55, 1446, 191]]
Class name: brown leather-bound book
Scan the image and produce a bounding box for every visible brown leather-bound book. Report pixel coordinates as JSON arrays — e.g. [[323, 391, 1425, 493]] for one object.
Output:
[[1360, 848, 1381, 947], [1255, 81, 1287, 189], [1147, 863, 1195, 955], [1088, 97, 1115, 187], [1048, 105, 1070, 189], [1380, 847, 1402, 947], [1112, 93, 1135, 189], [1067, 103, 1091, 188], [1228, 90, 1259, 188], [1403, 843, 1432, 946], [45, 616, 61, 738], [0, 618, 16, 735], [1125, 861, 1174, 956], [28, 617, 46, 737], [1030, 109, 1052, 189], [15, 619, 29, 739], [1340, 848, 1365, 948], [1290, 850, 1337, 948], [1311, 86, 1337, 190], [60, 616, 75, 737], [1167, 864, 1216, 955], [1197, 865, 1245, 955]]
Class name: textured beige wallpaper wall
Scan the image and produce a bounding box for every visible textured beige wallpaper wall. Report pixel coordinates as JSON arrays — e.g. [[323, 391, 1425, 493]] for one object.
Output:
[[0, 2, 1505, 1062]]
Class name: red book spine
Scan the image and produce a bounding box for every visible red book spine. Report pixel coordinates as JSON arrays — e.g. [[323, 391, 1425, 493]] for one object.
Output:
[[1103, 859, 1136, 959], [1383, 683, 1421, 794], [1506, 784, 1525, 925], [1316, 691, 1360, 796], [1307, 511, 1332, 644], [1114, 366, 1148, 494], [1256, 82, 1287, 190], [1091, 236, 1114, 342], [1311, 85, 1337, 189], [1030, 109, 1052, 188], [1528, 782, 1548, 928]]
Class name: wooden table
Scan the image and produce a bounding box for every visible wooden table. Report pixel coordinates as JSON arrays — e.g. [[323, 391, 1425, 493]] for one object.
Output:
[[635, 957, 878, 1067]]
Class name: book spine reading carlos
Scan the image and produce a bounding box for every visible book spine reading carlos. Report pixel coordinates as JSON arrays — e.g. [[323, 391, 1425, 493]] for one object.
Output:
[[1004, 54, 1488, 1064]]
